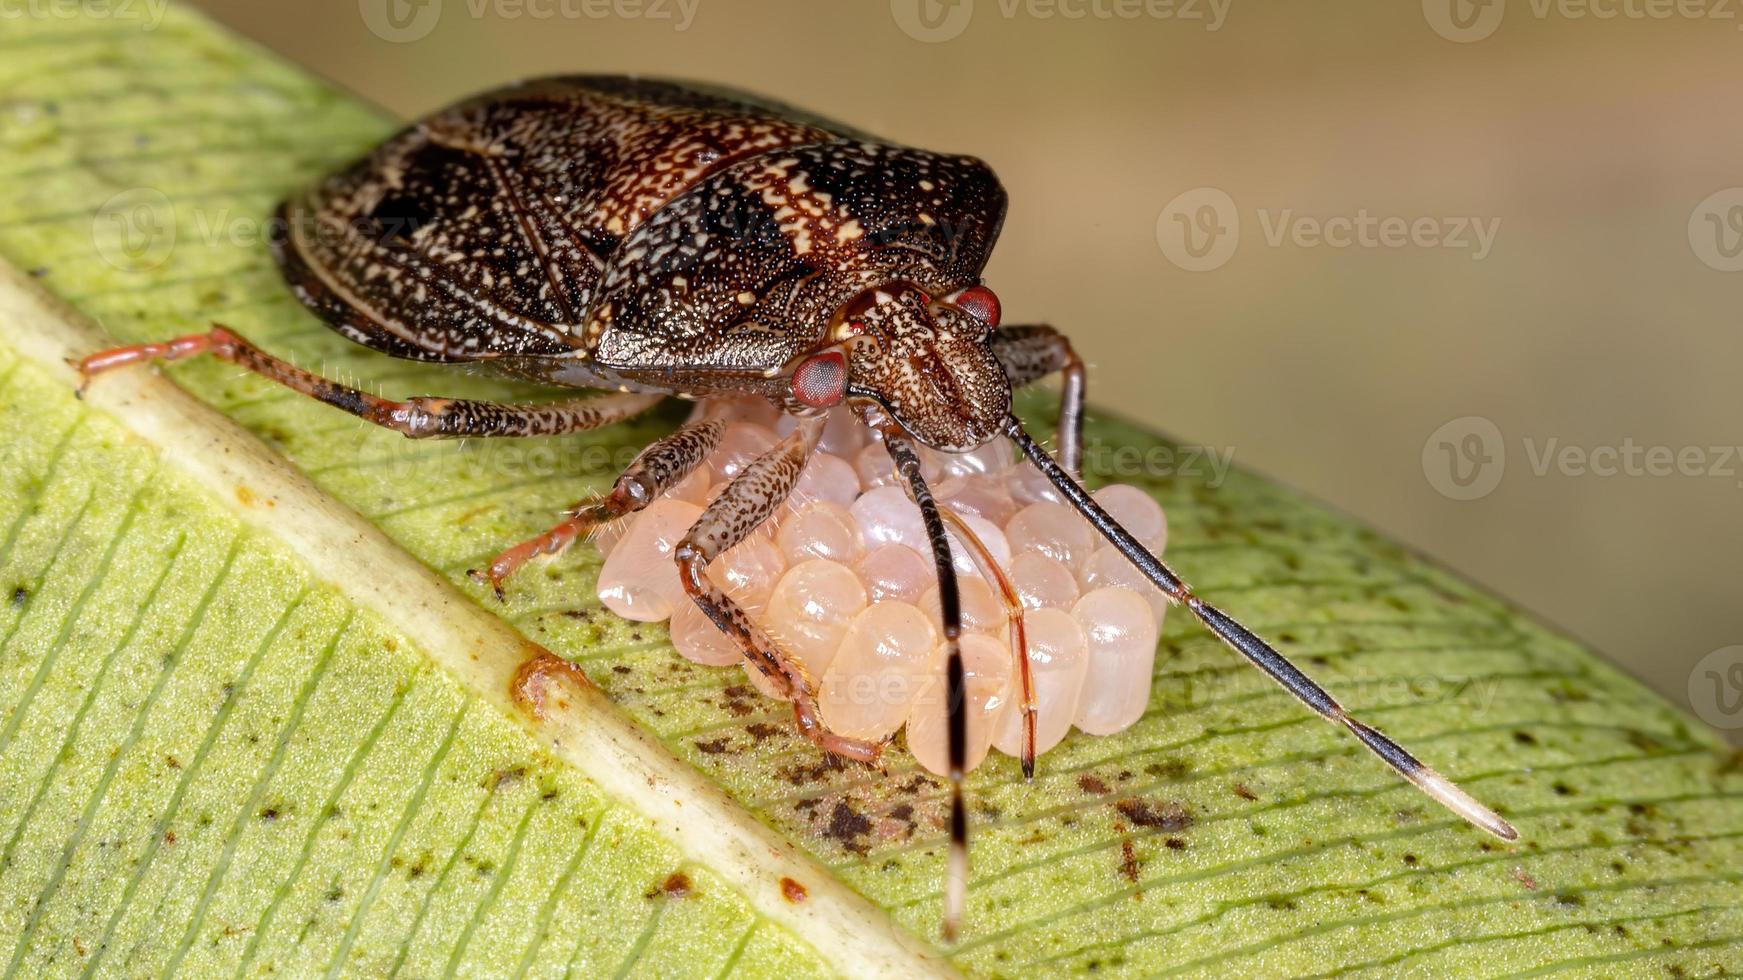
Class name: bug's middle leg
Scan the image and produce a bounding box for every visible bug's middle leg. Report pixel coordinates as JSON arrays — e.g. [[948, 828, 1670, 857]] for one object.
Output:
[[673, 417, 882, 764], [992, 324, 1085, 475]]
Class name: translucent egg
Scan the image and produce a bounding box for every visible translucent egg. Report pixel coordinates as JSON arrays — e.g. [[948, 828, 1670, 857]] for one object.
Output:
[[1009, 552, 1080, 611], [1080, 546, 1169, 625], [776, 501, 864, 566], [595, 499, 703, 622], [850, 484, 928, 554], [919, 575, 1009, 635], [776, 406, 867, 458], [707, 422, 780, 484], [819, 601, 938, 741], [670, 598, 742, 666], [938, 475, 1018, 528], [1007, 461, 1064, 506], [1092, 484, 1168, 552], [694, 396, 780, 429], [786, 452, 861, 509], [1007, 501, 1097, 568], [931, 439, 1014, 480], [854, 441, 938, 490], [1072, 587, 1161, 736], [659, 465, 712, 506], [992, 607, 1089, 758], [856, 545, 933, 604], [906, 633, 1014, 776], [946, 512, 1011, 580], [708, 534, 787, 606], [762, 559, 868, 680]]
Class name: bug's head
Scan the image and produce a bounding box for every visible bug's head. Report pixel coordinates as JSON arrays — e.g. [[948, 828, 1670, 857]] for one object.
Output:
[[795, 283, 1008, 452]]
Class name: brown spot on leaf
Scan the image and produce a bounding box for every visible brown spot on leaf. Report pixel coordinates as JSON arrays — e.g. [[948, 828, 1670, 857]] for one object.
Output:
[[648, 872, 693, 899], [1119, 840, 1141, 883], [781, 877, 807, 902], [511, 649, 594, 719], [1116, 798, 1192, 832], [1232, 783, 1258, 801], [824, 801, 874, 855], [695, 737, 731, 755], [1078, 775, 1110, 796]]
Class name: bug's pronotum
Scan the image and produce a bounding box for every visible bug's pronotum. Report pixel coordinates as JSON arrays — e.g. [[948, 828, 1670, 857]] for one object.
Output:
[[76, 75, 1516, 939]]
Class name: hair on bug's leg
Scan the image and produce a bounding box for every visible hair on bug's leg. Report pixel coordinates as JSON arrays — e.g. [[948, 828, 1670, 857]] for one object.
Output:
[[1005, 418, 1520, 844], [991, 325, 1085, 475], [471, 416, 728, 597], [876, 426, 970, 942], [938, 508, 1037, 781], [76, 323, 663, 438], [673, 416, 884, 765]]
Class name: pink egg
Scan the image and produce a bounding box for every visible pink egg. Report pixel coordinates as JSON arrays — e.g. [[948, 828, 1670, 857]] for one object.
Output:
[[776, 501, 864, 566], [1009, 552, 1080, 611], [854, 441, 938, 490], [992, 607, 1089, 758], [595, 499, 704, 622], [856, 545, 934, 604], [1007, 501, 1097, 568], [850, 484, 928, 553], [1080, 546, 1168, 626], [776, 406, 868, 458], [660, 465, 712, 506], [669, 599, 742, 666], [707, 422, 780, 484], [1092, 484, 1168, 552], [819, 601, 938, 741], [907, 633, 1014, 776], [919, 575, 1009, 635], [932, 439, 1014, 479], [1007, 460, 1064, 506], [938, 475, 1018, 527], [786, 451, 861, 510], [763, 559, 868, 679], [1072, 588, 1161, 736]]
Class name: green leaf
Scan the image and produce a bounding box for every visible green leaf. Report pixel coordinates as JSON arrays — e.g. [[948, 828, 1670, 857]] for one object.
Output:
[[2, 6, 1740, 977]]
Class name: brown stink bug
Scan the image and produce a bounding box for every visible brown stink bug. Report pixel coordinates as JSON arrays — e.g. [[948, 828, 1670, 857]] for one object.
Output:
[[76, 76, 1516, 939]]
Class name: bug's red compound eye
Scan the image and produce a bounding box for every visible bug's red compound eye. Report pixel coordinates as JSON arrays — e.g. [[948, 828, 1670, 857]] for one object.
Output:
[[791, 351, 848, 408], [950, 286, 1001, 328]]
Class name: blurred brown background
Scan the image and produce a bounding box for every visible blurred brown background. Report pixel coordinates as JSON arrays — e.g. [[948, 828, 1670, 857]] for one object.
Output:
[[185, 0, 1743, 736]]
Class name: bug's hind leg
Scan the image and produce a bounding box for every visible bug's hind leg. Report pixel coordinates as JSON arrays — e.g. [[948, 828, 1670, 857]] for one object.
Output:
[[673, 416, 882, 765], [77, 324, 662, 438], [473, 415, 728, 596], [991, 324, 1085, 475]]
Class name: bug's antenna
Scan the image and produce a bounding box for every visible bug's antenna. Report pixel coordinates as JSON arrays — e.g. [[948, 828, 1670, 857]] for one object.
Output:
[[1005, 417, 1519, 844], [880, 427, 970, 941]]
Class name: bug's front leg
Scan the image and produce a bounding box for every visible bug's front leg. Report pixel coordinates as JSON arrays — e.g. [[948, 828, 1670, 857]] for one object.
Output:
[[474, 415, 727, 595], [76, 324, 662, 438], [991, 324, 1085, 475], [673, 417, 882, 765]]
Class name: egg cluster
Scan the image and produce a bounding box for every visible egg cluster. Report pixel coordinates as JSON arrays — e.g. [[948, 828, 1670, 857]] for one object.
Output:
[[591, 399, 1170, 775]]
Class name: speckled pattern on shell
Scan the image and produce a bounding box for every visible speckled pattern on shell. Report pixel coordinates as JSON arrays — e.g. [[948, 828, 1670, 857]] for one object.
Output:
[[273, 76, 1007, 391]]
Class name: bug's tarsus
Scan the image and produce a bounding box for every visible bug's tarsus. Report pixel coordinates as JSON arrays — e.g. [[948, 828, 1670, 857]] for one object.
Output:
[[1005, 416, 1519, 844], [879, 427, 971, 940]]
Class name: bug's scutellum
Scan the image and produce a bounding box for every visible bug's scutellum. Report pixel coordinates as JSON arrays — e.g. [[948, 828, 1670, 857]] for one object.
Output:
[[75, 76, 1516, 941]]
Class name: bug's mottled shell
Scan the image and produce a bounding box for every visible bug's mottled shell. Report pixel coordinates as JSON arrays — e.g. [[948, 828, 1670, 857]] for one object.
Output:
[[273, 76, 1007, 389]]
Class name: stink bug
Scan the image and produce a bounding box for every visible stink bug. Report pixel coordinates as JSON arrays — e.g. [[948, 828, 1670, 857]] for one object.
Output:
[[77, 76, 1516, 939]]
